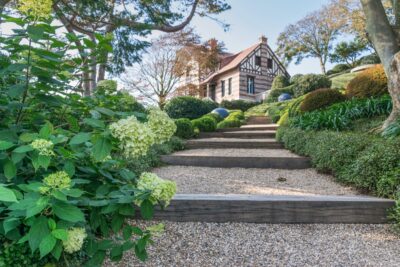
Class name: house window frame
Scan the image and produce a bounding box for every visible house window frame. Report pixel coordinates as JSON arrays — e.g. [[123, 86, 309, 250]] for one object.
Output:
[[267, 58, 273, 69], [247, 76, 255, 94], [228, 78, 232, 95], [221, 80, 225, 97], [255, 56, 261, 66]]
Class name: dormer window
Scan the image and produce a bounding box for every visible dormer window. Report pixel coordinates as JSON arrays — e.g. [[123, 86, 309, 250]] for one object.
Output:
[[255, 56, 261, 66]]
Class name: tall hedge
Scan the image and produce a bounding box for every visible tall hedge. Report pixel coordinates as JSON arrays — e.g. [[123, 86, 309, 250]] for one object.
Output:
[[164, 96, 215, 119], [300, 88, 346, 112], [293, 74, 332, 97], [346, 65, 388, 98]]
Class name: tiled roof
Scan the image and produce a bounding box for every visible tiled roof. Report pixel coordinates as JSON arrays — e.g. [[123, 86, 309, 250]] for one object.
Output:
[[201, 42, 261, 84]]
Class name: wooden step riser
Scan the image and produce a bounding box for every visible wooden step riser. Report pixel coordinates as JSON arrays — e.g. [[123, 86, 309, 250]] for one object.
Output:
[[161, 155, 311, 169], [216, 127, 278, 132], [199, 132, 276, 139], [154, 194, 395, 224], [185, 142, 284, 149]]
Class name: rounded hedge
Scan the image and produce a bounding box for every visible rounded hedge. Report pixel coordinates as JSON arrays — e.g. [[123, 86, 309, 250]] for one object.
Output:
[[205, 112, 224, 122], [216, 110, 245, 129], [293, 74, 332, 97], [290, 74, 303, 85], [327, 64, 351, 76], [265, 85, 295, 103], [164, 96, 214, 120], [346, 65, 388, 99], [174, 118, 194, 139], [212, 108, 229, 119], [271, 75, 290, 89], [220, 100, 259, 112], [300, 88, 347, 112], [191, 116, 217, 132]]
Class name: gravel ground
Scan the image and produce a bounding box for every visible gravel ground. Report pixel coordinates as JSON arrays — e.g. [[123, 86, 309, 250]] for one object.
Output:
[[188, 138, 278, 142], [105, 222, 400, 267], [172, 148, 300, 157], [240, 124, 278, 128], [153, 166, 359, 196]]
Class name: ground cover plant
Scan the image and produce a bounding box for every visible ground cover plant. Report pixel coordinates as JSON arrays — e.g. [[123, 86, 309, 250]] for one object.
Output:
[[217, 110, 245, 129], [0, 9, 179, 267]]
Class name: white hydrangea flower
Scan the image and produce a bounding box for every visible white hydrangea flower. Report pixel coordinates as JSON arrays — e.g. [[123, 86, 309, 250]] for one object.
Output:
[[109, 116, 155, 159], [137, 172, 176, 206], [63, 228, 87, 254], [39, 171, 71, 194], [31, 139, 55, 156], [146, 108, 176, 144]]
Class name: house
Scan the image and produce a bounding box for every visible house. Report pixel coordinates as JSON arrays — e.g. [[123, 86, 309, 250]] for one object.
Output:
[[177, 36, 290, 102]]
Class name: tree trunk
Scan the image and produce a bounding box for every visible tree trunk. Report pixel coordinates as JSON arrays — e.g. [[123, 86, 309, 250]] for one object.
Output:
[[361, 0, 400, 128], [158, 95, 167, 110], [318, 57, 326, 74], [97, 63, 106, 82]]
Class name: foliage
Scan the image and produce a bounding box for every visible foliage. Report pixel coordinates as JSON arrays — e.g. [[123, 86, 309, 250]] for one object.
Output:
[[327, 64, 351, 76], [382, 119, 400, 138], [293, 74, 332, 97], [174, 118, 195, 139], [204, 113, 223, 123], [271, 75, 290, 90], [265, 85, 295, 103], [191, 116, 217, 132], [290, 74, 303, 85], [217, 110, 245, 129], [300, 89, 346, 112], [330, 72, 357, 89], [0, 13, 178, 266], [164, 96, 214, 119], [146, 108, 177, 144], [265, 101, 293, 123], [220, 100, 259, 112], [358, 53, 381, 65], [291, 96, 393, 131], [329, 40, 367, 68], [202, 99, 219, 112], [245, 103, 270, 116], [346, 65, 388, 98], [277, 127, 400, 198]]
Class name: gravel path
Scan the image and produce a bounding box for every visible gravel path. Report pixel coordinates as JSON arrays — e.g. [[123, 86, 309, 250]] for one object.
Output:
[[172, 148, 300, 157], [106, 222, 400, 267], [188, 138, 278, 142], [153, 166, 359, 196]]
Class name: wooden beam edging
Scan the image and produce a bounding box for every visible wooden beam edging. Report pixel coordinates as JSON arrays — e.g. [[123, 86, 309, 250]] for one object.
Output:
[[153, 194, 395, 224]]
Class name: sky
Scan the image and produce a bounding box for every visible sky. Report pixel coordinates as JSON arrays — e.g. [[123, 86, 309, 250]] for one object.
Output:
[[187, 0, 334, 75]]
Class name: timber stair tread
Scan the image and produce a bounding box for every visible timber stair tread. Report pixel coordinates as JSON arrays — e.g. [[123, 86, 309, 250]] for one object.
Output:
[[154, 194, 395, 224], [185, 138, 282, 149], [198, 130, 276, 139]]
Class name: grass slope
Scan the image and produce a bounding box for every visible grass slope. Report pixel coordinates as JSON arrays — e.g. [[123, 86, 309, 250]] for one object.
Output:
[[330, 72, 357, 89]]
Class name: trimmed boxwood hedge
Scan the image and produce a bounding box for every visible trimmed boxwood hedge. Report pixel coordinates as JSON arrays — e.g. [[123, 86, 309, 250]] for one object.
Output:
[[191, 116, 217, 132], [300, 88, 346, 112], [174, 118, 194, 139], [164, 96, 215, 119], [346, 65, 388, 99]]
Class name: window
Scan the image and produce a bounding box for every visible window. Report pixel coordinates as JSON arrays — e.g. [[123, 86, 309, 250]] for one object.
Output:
[[255, 56, 261, 66], [247, 76, 255, 94], [228, 78, 232, 95], [267, 58, 273, 69], [221, 80, 225, 97]]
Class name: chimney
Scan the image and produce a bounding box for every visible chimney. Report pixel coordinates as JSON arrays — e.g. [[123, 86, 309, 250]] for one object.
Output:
[[259, 35, 267, 44], [208, 38, 218, 50]]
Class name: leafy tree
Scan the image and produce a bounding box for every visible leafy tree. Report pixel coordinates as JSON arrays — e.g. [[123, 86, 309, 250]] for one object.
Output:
[[360, 0, 400, 129], [330, 40, 368, 68], [276, 4, 345, 74]]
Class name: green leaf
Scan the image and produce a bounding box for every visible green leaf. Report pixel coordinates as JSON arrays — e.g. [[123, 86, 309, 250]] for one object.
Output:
[[51, 229, 68, 241], [51, 241, 63, 260], [69, 132, 91, 145], [122, 226, 132, 241], [83, 118, 105, 129], [84, 251, 106, 267], [27, 24, 45, 41], [26, 197, 49, 218], [63, 161, 75, 177], [110, 245, 123, 262], [7, 84, 25, 98], [11, 152, 25, 163], [19, 133, 38, 142], [39, 122, 53, 139], [48, 218, 56, 230], [92, 137, 111, 161], [53, 202, 85, 223], [39, 234, 57, 258], [29, 216, 49, 252], [111, 215, 124, 233], [37, 155, 51, 170], [95, 107, 115, 117], [119, 204, 135, 216], [0, 185, 18, 202], [4, 159, 16, 180], [0, 140, 14, 150], [62, 188, 83, 198], [3, 218, 21, 234], [140, 200, 154, 220], [13, 145, 33, 153]]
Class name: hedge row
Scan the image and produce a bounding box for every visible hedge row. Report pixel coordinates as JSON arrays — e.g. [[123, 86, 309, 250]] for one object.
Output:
[[217, 110, 245, 129]]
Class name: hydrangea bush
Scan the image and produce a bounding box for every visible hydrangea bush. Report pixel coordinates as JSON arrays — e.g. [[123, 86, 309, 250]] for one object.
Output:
[[0, 8, 177, 267]]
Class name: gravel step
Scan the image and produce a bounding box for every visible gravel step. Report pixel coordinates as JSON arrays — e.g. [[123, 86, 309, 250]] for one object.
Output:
[[217, 124, 278, 132], [153, 194, 395, 224], [185, 138, 283, 149], [153, 166, 360, 196], [199, 130, 276, 139], [246, 116, 271, 125]]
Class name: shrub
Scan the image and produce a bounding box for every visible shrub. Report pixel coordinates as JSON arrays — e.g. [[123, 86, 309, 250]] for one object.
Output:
[[204, 112, 223, 123], [300, 88, 346, 112], [271, 75, 290, 89], [290, 74, 303, 85], [346, 65, 388, 98], [202, 99, 219, 112], [217, 110, 245, 129], [293, 74, 332, 97], [174, 118, 194, 139], [265, 85, 295, 103], [327, 64, 351, 76], [164, 96, 213, 119], [291, 96, 392, 131], [358, 53, 381, 65], [265, 101, 293, 123], [191, 116, 217, 132], [220, 100, 259, 111]]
